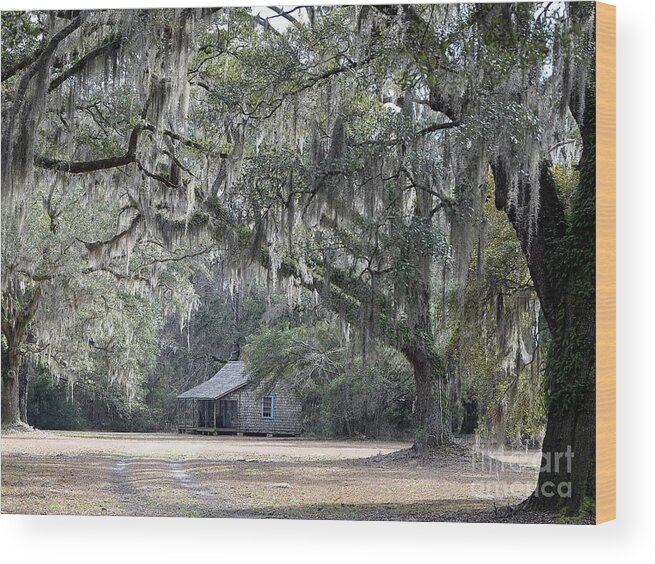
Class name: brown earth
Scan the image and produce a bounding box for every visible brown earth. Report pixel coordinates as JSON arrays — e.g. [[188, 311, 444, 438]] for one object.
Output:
[[1, 430, 578, 523]]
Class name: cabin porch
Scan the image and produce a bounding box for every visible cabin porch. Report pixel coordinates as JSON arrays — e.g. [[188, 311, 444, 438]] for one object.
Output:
[[177, 398, 238, 434]]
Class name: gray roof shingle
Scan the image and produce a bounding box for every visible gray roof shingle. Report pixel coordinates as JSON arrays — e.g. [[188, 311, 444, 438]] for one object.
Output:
[[177, 361, 248, 400]]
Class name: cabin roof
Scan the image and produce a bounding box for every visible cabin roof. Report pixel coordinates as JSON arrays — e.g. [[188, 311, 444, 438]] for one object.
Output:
[[177, 361, 248, 400]]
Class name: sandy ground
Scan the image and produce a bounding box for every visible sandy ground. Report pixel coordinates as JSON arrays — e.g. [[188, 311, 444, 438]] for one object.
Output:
[[1, 430, 560, 522]]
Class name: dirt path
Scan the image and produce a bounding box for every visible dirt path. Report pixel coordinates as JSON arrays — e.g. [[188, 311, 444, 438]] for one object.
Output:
[[1, 431, 555, 522]]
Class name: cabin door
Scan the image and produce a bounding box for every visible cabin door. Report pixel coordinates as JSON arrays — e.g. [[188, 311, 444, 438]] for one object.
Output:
[[218, 399, 237, 428]]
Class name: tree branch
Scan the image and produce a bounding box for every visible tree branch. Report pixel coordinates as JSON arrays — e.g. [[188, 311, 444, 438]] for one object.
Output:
[[79, 213, 143, 256], [12, 16, 83, 104], [34, 121, 226, 174], [417, 119, 461, 136], [34, 121, 142, 173], [2, 47, 44, 83], [48, 33, 122, 92]]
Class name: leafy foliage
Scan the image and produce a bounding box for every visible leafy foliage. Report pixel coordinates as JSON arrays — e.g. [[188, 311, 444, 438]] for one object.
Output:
[[245, 320, 415, 438]]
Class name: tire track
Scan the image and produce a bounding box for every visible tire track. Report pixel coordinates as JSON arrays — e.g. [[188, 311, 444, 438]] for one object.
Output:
[[110, 457, 239, 517], [166, 459, 242, 515], [110, 457, 164, 516]]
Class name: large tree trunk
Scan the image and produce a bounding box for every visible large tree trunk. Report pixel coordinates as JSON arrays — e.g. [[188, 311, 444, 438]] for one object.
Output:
[[404, 345, 448, 451], [401, 209, 451, 452], [533, 78, 597, 512], [2, 287, 41, 427], [1, 343, 23, 426], [536, 359, 595, 509], [493, 79, 597, 513], [18, 358, 29, 422], [526, 253, 596, 510]]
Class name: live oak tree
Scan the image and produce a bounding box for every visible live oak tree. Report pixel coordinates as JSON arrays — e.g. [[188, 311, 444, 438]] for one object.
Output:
[[0, 145, 204, 426], [200, 7, 462, 449], [1, 5, 596, 513], [1, 10, 217, 426]]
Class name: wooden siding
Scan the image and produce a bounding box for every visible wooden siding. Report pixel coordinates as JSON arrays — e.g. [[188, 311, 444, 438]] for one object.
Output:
[[228, 381, 302, 436]]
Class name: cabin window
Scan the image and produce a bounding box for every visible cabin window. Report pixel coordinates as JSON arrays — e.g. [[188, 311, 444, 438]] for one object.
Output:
[[262, 396, 274, 419]]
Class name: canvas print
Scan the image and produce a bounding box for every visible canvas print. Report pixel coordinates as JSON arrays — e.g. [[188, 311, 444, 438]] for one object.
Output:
[[1, 3, 614, 524]]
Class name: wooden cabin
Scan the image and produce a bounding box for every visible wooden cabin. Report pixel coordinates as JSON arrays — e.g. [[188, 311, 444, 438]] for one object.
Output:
[[176, 361, 302, 436]]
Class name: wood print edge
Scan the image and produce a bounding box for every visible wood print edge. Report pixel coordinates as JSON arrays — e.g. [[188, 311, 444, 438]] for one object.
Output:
[[595, 1, 616, 525]]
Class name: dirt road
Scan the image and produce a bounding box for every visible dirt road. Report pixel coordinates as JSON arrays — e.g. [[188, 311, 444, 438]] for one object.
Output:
[[1, 431, 547, 522]]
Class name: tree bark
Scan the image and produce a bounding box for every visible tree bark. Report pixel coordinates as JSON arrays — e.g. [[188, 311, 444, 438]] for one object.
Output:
[[535, 359, 595, 510], [2, 287, 42, 426], [404, 344, 448, 451], [531, 77, 597, 512], [18, 358, 30, 422], [1, 343, 22, 426]]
